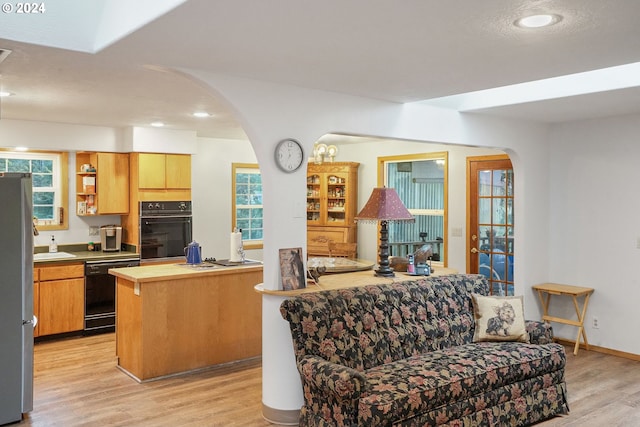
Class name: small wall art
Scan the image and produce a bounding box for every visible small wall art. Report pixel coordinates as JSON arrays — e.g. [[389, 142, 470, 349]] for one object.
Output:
[[279, 247, 306, 291]]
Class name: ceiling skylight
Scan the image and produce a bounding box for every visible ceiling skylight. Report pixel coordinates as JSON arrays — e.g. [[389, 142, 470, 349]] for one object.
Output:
[[419, 62, 640, 113]]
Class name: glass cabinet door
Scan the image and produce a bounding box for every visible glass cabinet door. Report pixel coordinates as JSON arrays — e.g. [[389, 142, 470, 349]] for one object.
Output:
[[326, 173, 348, 225], [306, 174, 322, 224]]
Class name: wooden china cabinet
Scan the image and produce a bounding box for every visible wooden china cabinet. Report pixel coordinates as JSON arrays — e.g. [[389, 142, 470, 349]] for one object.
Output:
[[306, 162, 360, 257]]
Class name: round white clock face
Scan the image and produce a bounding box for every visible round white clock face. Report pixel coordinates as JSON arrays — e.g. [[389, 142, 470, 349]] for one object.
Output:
[[275, 138, 304, 173]]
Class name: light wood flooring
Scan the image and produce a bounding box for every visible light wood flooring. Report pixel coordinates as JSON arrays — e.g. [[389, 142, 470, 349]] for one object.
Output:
[[21, 333, 640, 426]]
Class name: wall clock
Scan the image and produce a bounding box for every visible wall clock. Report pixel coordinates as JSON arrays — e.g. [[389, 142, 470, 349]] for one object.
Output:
[[274, 138, 304, 173]]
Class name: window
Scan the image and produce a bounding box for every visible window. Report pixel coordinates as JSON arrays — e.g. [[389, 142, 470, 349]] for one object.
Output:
[[232, 163, 263, 249], [378, 152, 448, 265], [0, 150, 69, 230]]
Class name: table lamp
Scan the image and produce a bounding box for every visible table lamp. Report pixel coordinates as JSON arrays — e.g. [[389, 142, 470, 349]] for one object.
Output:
[[355, 187, 414, 277]]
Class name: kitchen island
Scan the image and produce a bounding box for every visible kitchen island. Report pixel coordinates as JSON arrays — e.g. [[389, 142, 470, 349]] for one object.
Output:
[[109, 262, 263, 382]]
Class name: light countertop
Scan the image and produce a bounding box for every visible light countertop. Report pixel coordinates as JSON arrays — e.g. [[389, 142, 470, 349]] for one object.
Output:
[[33, 249, 140, 265], [109, 261, 263, 284], [256, 266, 459, 296]]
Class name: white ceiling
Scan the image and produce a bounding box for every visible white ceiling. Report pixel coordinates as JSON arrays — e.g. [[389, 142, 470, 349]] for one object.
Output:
[[1, 0, 640, 140]]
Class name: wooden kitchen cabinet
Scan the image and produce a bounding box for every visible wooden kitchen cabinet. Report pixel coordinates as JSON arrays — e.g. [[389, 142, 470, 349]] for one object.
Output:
[[166, 154, 192, 189], [75, 152, 130, 215], [122, 153, 192, 248], [307, 162, 359, 257], [37, 263, 84, 336], [137, 153, 191, 190]]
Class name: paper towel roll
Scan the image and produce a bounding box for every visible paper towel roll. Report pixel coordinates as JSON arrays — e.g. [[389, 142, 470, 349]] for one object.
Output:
[[230, 231, 243, 262]]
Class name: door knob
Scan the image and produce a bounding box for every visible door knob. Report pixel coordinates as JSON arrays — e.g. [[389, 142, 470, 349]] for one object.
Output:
[[470, 247, 479, 254]]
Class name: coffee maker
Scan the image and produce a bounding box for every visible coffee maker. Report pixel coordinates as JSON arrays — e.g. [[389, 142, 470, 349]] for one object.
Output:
[[100, 225, 122, 252]]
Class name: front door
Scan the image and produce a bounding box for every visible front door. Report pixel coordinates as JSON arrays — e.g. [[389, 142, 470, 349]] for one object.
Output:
[[468, 156, 514, 295]]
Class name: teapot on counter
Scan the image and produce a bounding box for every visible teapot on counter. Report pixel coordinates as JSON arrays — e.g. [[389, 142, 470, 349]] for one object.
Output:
[[184, 240, 202, 265]]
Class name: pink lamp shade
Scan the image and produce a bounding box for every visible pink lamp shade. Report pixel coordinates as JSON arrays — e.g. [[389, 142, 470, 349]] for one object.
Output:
[[355, 187, 414, 277], [355, 187, 414, 222]]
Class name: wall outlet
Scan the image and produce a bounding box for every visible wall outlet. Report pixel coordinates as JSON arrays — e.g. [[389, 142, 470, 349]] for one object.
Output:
[[89, 226, 100, 236], [592, 316, 599, 329]]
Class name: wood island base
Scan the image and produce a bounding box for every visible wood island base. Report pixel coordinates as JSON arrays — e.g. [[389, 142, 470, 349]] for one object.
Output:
[[112, 264, 263, 382]]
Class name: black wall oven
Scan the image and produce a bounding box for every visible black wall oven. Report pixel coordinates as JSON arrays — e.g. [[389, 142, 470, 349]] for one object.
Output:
[[84, 258, 140, 334], [139, 201, 193, 261]]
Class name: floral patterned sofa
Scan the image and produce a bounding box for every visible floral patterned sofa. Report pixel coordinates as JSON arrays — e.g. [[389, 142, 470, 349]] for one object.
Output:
[[279, 274, 569, 426]]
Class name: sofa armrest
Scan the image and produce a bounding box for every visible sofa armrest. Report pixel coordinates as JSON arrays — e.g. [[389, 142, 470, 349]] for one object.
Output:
[[298, 354, 366, 401], [526, 320, 555, 344]]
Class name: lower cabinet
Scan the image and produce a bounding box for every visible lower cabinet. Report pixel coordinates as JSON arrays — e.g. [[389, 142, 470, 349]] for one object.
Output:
[[37, 263, 84, 336], [307, 225, 357, 257]]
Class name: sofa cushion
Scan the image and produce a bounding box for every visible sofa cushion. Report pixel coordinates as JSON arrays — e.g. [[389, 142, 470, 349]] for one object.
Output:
[[358, 341, 566, 425], [471, 294, 529, 343]]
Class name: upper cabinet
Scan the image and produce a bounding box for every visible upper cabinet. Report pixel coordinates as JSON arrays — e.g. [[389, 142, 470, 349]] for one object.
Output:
[[75, 152, 130, 215], [122, 153, 192, 248], [137, 153, 191, 190]]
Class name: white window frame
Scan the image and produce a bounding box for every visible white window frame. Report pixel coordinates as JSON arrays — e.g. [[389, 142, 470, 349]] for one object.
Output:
[[231, 163, 263, 249], [1, 150, 68, 230]]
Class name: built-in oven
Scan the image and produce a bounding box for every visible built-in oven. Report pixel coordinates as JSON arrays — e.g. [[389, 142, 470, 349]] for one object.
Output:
[[84, 258, 140, 334], [139, 201, 193, 261]]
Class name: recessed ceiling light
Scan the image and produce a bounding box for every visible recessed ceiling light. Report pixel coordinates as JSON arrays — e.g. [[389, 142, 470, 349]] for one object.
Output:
[[192, 111, 211, 118], [0, 91, 12, 97], [515, 14, 561, 28], [150, 121, 165, 127]]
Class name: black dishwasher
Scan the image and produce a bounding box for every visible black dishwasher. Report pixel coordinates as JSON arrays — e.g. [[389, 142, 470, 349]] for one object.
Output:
[[84, 258, 140, 334]]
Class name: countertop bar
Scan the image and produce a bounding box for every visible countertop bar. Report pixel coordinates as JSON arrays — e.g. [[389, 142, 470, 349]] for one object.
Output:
[[256, 266, 458, 296], [109, 262, 263, 283]]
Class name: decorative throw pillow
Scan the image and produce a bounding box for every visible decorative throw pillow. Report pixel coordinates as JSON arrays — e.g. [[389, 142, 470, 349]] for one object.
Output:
[[471, 294, 529, 343]]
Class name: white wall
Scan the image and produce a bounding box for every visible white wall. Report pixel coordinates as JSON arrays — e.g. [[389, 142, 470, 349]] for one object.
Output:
[[548, 114, 640, 355], [123, 127, 198, 154], [0, 119, 125, 152], [191, 136, 262, 261]]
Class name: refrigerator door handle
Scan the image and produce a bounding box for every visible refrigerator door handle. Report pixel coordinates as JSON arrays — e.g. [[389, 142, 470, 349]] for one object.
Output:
[[23, 316, 37, 327]]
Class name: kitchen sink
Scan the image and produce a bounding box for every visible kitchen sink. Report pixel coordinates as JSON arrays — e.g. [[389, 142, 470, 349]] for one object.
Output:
[[33, 252, 77, 261]]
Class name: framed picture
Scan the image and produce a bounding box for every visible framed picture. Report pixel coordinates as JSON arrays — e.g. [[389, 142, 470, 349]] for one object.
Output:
[[279, 247, 306, 291]]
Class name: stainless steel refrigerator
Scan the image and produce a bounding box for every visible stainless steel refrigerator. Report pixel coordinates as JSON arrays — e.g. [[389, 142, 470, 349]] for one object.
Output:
[[0, 173, 34, 425]]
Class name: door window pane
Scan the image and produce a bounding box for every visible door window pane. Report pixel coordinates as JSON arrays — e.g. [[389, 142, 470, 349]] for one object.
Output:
[[475, 164, 514, 295], [479, 198, 491, 224], [479, 170, 492, 196]]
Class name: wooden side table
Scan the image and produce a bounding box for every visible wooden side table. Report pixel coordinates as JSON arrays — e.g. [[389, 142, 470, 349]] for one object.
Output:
[[532, 283, 594, 356]]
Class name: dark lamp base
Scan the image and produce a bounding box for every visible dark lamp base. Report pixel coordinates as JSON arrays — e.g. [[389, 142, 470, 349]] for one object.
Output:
[[374, 268, 395, 278]]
